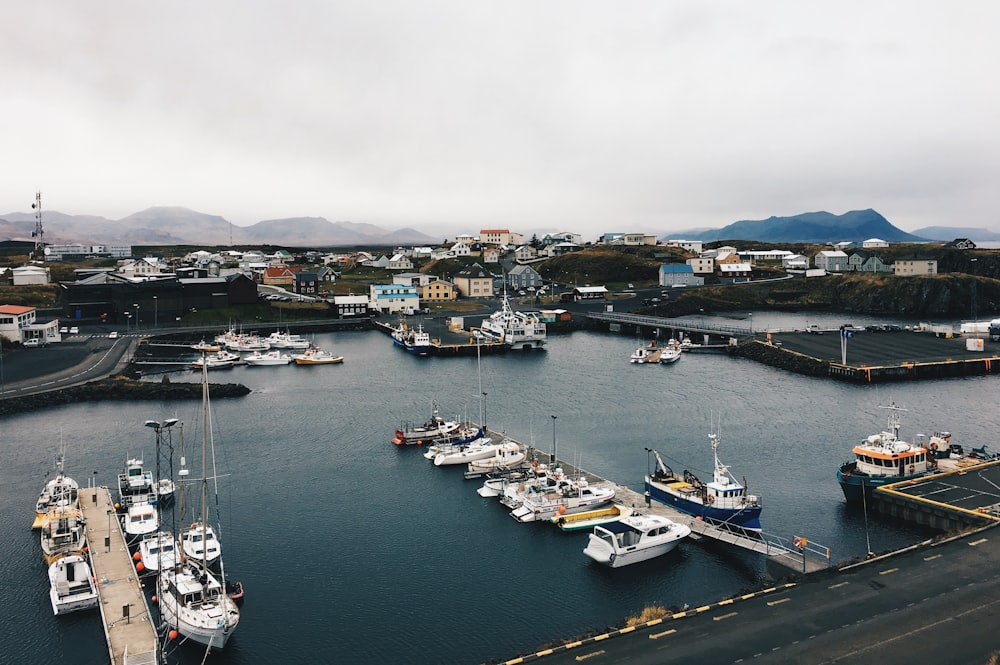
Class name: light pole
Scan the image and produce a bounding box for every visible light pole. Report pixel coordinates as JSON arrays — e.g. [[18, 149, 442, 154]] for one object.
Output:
[[133, 303, 139, 332], [550, 415, 557, 464], [126, 312, 132, 332], [153, 295, 158, 329], [481, 392, 487, 433]]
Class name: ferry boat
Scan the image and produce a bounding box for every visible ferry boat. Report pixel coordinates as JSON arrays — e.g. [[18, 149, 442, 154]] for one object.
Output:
[[480, 290, 546, 350], [836, 403, 933, 503], [644, 433, 763, 531]]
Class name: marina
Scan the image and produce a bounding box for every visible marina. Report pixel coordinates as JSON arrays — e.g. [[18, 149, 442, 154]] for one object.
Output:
[[3, 320, 1000, 664]]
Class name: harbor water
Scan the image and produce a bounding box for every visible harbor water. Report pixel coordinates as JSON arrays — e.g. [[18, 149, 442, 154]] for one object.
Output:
[[3, 312, 999, 664]]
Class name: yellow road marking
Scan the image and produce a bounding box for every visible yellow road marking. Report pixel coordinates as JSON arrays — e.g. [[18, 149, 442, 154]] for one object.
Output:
[[924, 554, 942, 561], [767, 597, 791, 606], [828, 581, 849, 589], [619, 626, 636, 634], [969, 538, 988, 546], [594, 634, 609, 642], [565, 641, 583, 648], [713, 611, 738, 621], [718, 598, 734, 605], [649, 628, 677, 639], [879, 568, 899, 575], [536, 649, 553, 656], [575, 650, 605, 661], [695, 604, 712, 613]]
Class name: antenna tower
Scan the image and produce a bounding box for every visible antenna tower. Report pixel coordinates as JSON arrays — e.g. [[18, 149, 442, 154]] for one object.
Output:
[[31, 190, 43, 259]]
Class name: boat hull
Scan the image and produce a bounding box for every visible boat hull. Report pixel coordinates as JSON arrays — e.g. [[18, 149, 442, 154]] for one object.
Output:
[[582, 534, 684, 568], [48, 555, 99, 615], [836, 461, 928, 503], [644, 479, 762, 531]]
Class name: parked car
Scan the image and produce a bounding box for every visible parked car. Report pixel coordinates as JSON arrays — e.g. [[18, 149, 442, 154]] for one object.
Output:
[[108, 331, 118, 339], [69, 326, 79, 334], [22, 338, 40, 347], [59, 326, 69, 334]]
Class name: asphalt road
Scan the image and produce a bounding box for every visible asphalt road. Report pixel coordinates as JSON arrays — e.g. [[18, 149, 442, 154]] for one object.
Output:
[[0, 333, 135, 396], [766, 329, 999, 366], [518, 525, 1000, 665]]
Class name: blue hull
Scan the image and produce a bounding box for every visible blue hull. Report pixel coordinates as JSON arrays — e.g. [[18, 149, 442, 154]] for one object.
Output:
[[392, 338, 430, 356], [644, 480, 762, 531], [837, 463, 927, 503]]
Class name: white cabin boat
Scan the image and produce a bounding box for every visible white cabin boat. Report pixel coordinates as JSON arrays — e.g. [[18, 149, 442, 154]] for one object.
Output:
[[582, 514, 691, 568], [192, 349, 241, 369], [292, 347, 344, 365], [48, 554, 99, 615], [244, 349, 294, 366], [139, 531, 178, 572], [480, 293, 546, 350], [33, 452, 79, 529], [40, 507, 87, 565], [659, 339, 683, 364], [433, 436, 498, 466], [507, 473, 616, 523], [265, 331, 310, 349], [158, 561, 240, 649], [181, 521, 222, 567], [466, 438, 527, 474]]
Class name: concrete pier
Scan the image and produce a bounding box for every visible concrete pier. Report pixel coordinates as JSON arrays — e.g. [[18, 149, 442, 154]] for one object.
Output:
[[79, 486, 158, 665]]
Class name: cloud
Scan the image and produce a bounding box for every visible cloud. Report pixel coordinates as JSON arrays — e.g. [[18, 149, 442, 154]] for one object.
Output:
[[1, 1, 998, 239]]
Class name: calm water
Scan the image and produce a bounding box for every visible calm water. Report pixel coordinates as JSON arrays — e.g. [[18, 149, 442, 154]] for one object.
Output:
[[3, 313, 999, 664]]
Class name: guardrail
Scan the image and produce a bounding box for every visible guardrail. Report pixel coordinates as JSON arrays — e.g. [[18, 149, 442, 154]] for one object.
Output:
[[587, 311, 753, 338]]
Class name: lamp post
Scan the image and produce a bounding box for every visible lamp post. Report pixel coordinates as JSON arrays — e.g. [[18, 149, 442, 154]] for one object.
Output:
[[481, 392, 487, 433], [153, 295, 158, 329], [106, 509, 112, 552], [550, 415, 557, 464], [133, 303, 139, 332], [126, 312, 132, 333]]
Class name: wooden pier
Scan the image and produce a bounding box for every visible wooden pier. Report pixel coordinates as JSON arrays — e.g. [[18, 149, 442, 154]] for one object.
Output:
[[79, 486, 158, 665], [496, 441, 829, 575]]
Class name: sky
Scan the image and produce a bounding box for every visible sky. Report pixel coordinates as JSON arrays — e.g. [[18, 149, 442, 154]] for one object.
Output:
[[2, 2, 998, 241]]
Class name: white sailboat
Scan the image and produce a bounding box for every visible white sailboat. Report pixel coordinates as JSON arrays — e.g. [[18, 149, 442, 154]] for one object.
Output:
[[157, 362, 240, 649]]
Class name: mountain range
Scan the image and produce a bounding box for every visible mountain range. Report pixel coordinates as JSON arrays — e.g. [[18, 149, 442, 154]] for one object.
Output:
[[1, 205, 996, 248], [0, 206, 441, 247]]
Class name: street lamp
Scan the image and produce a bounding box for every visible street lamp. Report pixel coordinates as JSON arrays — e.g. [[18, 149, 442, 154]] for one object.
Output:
[[133, 303, 139, 332], [550, 415, 557, 464], [126, 312, 132, 332], [153, 295, 158, 329]]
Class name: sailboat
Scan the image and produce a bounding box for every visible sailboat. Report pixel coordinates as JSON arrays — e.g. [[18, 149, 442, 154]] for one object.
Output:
[[157, 362, 240, 649]]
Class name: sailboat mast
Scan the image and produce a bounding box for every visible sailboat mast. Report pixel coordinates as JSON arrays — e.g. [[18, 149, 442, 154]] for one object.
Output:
[[200, 361, 210, 570]]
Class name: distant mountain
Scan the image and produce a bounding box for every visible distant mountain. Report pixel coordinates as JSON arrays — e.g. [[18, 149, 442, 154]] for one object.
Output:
[[0, 206, 438, 247], [911, 226, 1000, 242], [671, 209, 928, 244]]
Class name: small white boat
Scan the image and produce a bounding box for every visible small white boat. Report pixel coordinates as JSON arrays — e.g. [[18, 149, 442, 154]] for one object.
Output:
[[244, 349, 294, 366], [292, 347, 344, 365], [466, 438, 527, 474], [123, 502, 159, 543], [48, 554, 99, 615], [392, 402, 461, 446], [155, 477, 176, 505], [191, 340, 221, 353], [117, 457, 155, 509], [192, 349, 241, 369], [433, 437, 498, 466], [33, 452, 79, 529], [265, 331, 311, 349], [506, 471, 617, 523], [40, 507, 88, 565], [181, 521, 222, 567], [138, 531, 178, 572], [582, 513, 691, 568], [659, 339, 682, 364], [224, 333, 271, 352], [422, 426, 489, 460], [629, 341, 660, 364]]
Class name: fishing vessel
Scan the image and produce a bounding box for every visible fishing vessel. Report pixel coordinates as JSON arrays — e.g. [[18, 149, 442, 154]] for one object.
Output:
[[391, 318, 432, 356], [244, 349, 294, 366], [191, 349, 240, 369], [40, 506, 88, 564], [644, 433, 763, 532], [836, 403, 933, 503], [292, 346, 344, 364], [582, 513, 691, 568], [391, 402, 461, 446], [33, 451, 79, 529], [157, 362, 240, 649], [479, 289, 546, 350], [47, 554, 99, 615]]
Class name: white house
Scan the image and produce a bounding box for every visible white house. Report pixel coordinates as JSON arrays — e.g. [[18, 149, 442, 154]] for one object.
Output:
[[862, 238, 889, 248], [388, 253, 414, 270], [814, 250, 850, 272], [369, 283, 420, 314], [782, 254, 810, 270], [11, 265, 50, 285]]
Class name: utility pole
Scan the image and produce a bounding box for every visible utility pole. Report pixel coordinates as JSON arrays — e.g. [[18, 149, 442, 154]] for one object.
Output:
[[31, 191, 43, 260]]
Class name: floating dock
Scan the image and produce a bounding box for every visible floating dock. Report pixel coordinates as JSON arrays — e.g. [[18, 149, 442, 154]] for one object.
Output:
[[874, 459, 1000, 530], [79, 486, 158, 665]]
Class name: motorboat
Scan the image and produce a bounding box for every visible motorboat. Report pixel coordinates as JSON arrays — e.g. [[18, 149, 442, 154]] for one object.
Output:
[[155, 478, 176, 505], [191, 340, 221, 353], [158, 361, 239, 648], [392, 402, 461, 446], [117, 457, 155, 509], [223, 333, 270, 352], [123, 502, 159, 543], [629, 341, 660, 364], [421, 426, 489, 460], [837, 403, 934, 503], [292, 347, 344, 364], [480, 288, 546, 350], [181, 521, 222, 567], [265, 330, 311, 349], [191, 349, 241, 369], [659, 339, 683, 364], [433, 436, 498, 466], [138, 530, 178, 572], [645, 433, 763, 532], [48, 554, 99, 615], [466, 438, 527, 474], [582, 514, 691, 568], [244, 349, 294, 366], [505, 468, 616, 523], [33, 452, 79, 529], [40, 506, 87, 565], [391, 318, 432, 356]]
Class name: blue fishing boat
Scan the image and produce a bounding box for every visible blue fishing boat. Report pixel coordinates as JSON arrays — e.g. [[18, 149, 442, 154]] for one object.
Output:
[[644, 434, 762, 531], [391, 317, 431, 356]]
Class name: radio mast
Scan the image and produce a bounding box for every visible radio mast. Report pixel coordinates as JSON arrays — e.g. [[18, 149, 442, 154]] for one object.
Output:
[[31, 190, 43, 260]]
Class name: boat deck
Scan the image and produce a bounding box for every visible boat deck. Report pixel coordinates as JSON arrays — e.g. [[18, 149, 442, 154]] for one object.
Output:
[[79, 486, 158, 665]]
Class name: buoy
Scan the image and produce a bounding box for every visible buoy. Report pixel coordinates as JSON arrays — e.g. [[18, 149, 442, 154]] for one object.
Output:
[[169, 629, 179, 640], [136, 561, 145, 572], [151, 595, 158, 604], [133, 552, 142, 561], [416, 440, 423, 446], [558, 505, 567, 515], [114, 503, 120, 510]]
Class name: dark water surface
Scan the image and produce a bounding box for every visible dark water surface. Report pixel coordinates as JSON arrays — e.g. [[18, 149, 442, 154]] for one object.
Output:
[[3, 316, 998, 664]]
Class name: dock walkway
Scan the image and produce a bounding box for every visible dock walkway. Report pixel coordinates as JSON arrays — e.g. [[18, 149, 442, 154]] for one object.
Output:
[[79, 486, 158, 665]]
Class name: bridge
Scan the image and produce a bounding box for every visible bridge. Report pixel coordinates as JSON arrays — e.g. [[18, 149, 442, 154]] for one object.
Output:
[[586, 311, 754, 345]]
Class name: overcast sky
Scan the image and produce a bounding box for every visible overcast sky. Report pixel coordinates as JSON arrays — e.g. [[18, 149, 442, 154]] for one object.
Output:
[[2, 2, 997, 240]]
